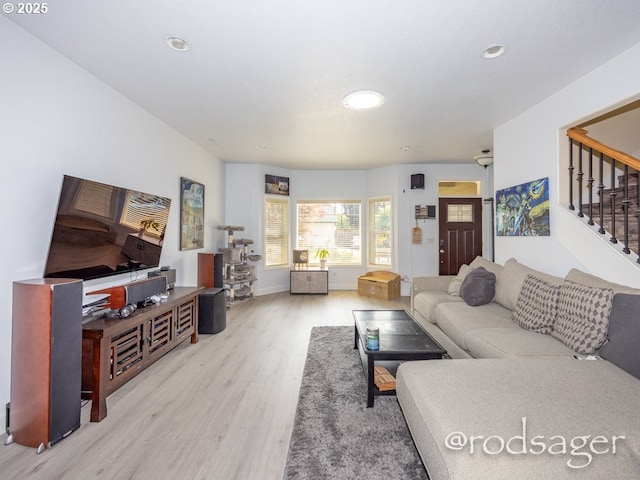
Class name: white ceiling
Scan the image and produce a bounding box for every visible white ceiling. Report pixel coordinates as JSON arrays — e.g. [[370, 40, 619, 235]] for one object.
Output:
[[7, 0, 640, 169]]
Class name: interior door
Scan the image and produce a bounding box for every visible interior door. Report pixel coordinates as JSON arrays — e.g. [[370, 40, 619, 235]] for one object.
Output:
[[439, 198, 483, 275]]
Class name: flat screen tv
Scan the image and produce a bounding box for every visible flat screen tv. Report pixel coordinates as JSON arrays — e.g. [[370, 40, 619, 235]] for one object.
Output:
[[44, 175, 172, 281]]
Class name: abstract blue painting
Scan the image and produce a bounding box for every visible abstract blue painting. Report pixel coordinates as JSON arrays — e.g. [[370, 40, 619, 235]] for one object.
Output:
[[496, 177, 550, 236]]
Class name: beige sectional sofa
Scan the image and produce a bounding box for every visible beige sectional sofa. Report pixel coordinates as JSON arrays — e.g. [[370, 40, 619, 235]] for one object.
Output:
[[397, 256, 640, 479]]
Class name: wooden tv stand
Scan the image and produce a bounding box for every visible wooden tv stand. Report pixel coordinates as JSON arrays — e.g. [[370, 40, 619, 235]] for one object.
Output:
[[81, 286, 203, 422]]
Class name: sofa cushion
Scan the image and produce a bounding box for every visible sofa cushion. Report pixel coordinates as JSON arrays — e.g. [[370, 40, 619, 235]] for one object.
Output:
[[465, 328, 576, 358], [551, 281, 614, 354], [459, 267, 496, 306], [495, 258, 564, 311], [512, 274, 560, 334], [599, 293, 640, 379], [413, 291, 464, 324], [435, 301, 516, 351], [396, 358, 640, 480], [469, 255, 503, 276], [565, 268, 640, 295], [446, 264, 472, 296]]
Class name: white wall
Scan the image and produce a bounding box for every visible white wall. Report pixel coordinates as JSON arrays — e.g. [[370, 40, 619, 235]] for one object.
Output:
[[494, 40, 640, 285], [225, 162, 484, 296], [0, 18, 225, 431]]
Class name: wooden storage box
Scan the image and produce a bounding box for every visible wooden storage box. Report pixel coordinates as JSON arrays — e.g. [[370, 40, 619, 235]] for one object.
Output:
[[357, 271, 401, 300]]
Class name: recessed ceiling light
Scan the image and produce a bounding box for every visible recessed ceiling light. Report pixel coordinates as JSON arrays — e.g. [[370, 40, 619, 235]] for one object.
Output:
[[400, 146, 411, 152], [343, 91, 385, 111], [256, 145, 267, 150], [165, 36, 190, 52], [482, 44, 506, 59]]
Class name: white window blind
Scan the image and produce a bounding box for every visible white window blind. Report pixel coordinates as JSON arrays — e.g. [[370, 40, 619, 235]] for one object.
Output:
[[368, 197, 392, 266], [265, 197, 289, 266], [296, 201, 361, 265]]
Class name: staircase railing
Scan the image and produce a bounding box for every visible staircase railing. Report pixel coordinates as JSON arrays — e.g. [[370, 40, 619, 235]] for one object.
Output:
[[567, 127, 640, 264]]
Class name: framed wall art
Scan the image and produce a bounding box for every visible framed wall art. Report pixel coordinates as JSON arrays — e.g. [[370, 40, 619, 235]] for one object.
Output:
[[265, 174, 289, 195], [180, 177, 205, 250], [496, 177, 549, 236]]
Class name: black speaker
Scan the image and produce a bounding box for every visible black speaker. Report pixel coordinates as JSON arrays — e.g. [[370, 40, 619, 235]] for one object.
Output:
[[125, 276, 167, 305], [214, 253, 224, 288], [10, 278, 82, 451], [148, 268, 176, 289], [411, 174, 425, 189], [198, 288, 226, 334]]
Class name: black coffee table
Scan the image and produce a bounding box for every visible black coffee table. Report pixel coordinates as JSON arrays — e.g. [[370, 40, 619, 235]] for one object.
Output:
[[353, 309, 447, 407]]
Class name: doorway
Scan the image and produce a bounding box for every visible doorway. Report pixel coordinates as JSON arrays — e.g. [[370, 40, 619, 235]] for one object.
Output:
[[438, 198, 483, 275]]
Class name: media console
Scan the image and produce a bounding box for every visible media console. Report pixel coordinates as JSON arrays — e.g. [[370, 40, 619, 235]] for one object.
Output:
[[81, 286, 203, 422]]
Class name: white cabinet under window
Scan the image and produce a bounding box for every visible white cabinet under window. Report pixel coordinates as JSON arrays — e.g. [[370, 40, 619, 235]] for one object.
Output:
[[290, 269, 329, 294]]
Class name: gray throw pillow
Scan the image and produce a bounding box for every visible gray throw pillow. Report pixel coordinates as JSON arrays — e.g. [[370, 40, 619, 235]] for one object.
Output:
[[599, 294, 640, 380], [551, 281, 614, 354], [459, 266, 496, 306], [513, 274, 560, 334]]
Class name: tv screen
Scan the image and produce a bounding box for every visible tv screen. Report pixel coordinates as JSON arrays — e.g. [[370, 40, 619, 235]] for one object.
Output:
[[44, 175, 172, 281]]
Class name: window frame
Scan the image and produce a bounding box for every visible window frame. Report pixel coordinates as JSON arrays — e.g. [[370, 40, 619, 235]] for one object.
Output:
[[295, 199, 362, 266], [264, 195, 290, 268], [367, 196, 392, 267]]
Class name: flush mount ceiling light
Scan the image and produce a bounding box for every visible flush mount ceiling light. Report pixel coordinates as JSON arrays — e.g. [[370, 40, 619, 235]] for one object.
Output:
[[474, 149, 494, 168], [165, 35, 190, 52], [482, 44, 506, 59], [343, 91, 385, 111]]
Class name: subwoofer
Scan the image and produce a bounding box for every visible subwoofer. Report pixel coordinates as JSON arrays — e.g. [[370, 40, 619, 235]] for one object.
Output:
[[8, 278, 83, 452], [198, 288, 226, 334]]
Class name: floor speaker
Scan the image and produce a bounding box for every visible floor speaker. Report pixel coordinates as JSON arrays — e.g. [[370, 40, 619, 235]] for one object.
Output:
[[214, 253, 224, 288], [198, 288, 226, 334], [9, 278, 83, 452]]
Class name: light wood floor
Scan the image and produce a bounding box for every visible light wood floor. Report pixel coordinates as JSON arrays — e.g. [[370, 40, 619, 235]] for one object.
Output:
[[0, 291, 409, 480]]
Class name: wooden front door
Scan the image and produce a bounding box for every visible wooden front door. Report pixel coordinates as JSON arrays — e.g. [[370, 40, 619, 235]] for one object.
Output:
[[438, 198, 483, 275]]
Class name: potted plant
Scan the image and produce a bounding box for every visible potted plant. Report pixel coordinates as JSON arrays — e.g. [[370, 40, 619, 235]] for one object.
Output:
[[315, 248, 329, 269]]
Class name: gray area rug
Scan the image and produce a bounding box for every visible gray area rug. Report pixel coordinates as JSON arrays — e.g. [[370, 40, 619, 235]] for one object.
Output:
[[283, 326, 428, 479]]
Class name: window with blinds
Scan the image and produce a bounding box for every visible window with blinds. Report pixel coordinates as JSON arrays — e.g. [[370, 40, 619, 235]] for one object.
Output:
[[265, 197, 290, 267], [296, 201, 361, 265], [368, 197, 392, 266]]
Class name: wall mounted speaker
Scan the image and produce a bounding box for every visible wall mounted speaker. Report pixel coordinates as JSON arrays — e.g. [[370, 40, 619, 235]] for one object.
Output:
[[411, 174, 425, 189]]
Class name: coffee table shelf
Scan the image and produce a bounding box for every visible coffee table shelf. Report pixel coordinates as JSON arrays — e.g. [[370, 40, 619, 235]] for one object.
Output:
[[353, 309, 446, 407]]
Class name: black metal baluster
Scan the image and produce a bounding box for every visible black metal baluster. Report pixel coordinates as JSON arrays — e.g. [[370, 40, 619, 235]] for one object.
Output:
[[622, 165, 630, 254], [577, 144, 584, 217], [598, 152, 605, 234], [568, 139, 575, 210], [610, 159, 618, 244], [587, 148, 594, 225]]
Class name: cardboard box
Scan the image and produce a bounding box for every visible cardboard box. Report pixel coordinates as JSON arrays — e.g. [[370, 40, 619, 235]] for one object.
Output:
[[357, 271, 401, 300]]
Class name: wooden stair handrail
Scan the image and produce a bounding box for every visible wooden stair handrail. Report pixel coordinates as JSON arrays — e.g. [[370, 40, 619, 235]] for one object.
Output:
[[567, 127, 640, 171]]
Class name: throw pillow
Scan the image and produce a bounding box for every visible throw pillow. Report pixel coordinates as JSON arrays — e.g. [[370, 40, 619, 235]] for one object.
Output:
[[459, 267, 496, 306], [599, 294, 640, 380], [512, 274, 560, 334], [447, 264, 473, 296], [551, 281, 614, 354]]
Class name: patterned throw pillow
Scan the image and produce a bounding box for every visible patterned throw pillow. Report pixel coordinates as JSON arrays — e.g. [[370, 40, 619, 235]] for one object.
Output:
[[551, 281, 614, 354], [512, 274, 560, 334]]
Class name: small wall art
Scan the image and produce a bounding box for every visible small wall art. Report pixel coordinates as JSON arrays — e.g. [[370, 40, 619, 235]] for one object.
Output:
[[180, 177, 205, 250], [265, 174, 289, 195], [496, 177, 550, 236]]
